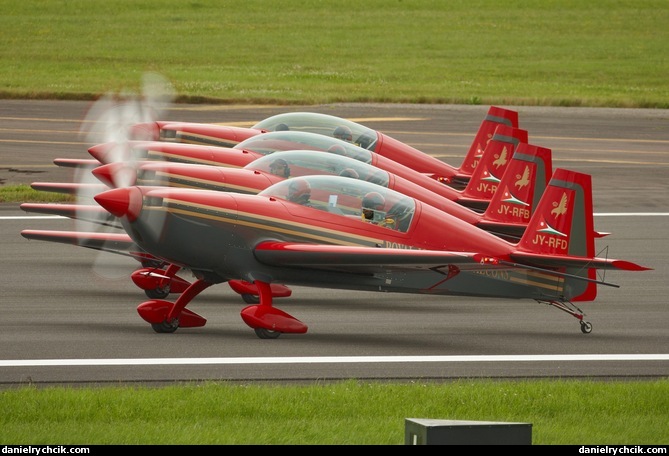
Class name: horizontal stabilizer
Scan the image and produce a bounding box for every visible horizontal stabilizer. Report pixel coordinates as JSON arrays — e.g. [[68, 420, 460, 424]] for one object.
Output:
[[509, 252, 652, 272]]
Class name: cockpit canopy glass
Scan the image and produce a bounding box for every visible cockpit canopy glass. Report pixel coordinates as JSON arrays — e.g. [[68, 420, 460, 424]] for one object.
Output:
[[252, 112, 378, 150], [259, 175, 415, 233], [246, 150, 389, 187], [235, 130, 373, 164]]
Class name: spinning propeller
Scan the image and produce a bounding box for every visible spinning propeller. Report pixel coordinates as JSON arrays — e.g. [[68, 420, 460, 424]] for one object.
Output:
[[74, 73, 175, 280]]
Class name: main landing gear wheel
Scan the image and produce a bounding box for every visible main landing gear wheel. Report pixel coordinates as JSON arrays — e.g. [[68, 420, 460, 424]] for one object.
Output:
[[580, 321, 593, 334], [151, 320, 179, 333], [254, 328, 281, 339], [241, 294, 260, 304], [145, 286, 170, 299]]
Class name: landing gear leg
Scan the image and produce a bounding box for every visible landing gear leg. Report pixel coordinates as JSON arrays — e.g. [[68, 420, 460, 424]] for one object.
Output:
[[228, 279, 292, 304], [541, 299, 592, 334], [240, 280, 308, 339], [137, 278, 212, 333], [253, 281, 280, 339], [165, 279, 212, 323], [132, 264, 191, 299]]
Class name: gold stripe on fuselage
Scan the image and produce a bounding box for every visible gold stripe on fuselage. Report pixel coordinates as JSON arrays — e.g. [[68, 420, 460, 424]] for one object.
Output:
[[146, 150, 245, 167], [150, 173, 258, 194], [509, 269, 564, 292], [473, 263, 565, 293], [157, 198, 385, 247]]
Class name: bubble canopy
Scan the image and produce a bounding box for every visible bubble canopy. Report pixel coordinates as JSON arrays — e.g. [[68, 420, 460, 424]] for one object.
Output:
[[259, 175, 415, 233], [235, 130, 373, 164], [245, 150, 389, 187], [251, 112, 378, 150]]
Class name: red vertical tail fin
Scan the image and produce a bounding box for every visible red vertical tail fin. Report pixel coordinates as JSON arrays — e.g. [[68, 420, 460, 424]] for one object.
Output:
[[515, 168, 597, 301], [453, 106, 519, 187], [475, 143, 553, 240], [456, 124, 529, 211], [517, 168, 595, 258]]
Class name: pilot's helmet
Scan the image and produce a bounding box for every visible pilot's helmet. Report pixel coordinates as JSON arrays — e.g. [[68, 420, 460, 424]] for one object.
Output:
[[333, 125, 353, 142], [339, 168, 359, 179], [287, 178, 311, 203], [327, 144, 347, 155], [362, 191, 385, 210], [275, 123, 289, 131], [269, 158, 290, 177], [361, 191, 384, 221]]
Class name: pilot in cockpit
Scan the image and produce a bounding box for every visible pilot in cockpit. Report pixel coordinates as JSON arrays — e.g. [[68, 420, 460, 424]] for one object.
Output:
[[333, 125, 353, 142], [287, 178, 314, 207], [361, 191, 396, 229], [339, 168, 359, 179], [269, 158, 290, 178]]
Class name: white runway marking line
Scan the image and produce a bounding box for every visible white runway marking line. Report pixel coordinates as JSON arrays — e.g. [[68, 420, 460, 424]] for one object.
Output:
[[1, 354, 668, 367]]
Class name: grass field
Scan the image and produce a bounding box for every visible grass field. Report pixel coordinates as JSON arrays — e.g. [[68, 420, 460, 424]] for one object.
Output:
[[1, 0, 668, 108], [1, 379, 668, 445], [1, 0, 668, 445]]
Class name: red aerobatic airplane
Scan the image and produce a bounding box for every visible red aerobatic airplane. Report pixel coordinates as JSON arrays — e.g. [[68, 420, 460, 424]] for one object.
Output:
[[23, 168, 650, 339], [130, 106, 519, 189], [31, 121, 530, 250], [20, 94, 646, 340], [22, 140, 555, 301], [32, 124, 534, 227], [21, 107, 534, 308], [48, 122, 527, 214]]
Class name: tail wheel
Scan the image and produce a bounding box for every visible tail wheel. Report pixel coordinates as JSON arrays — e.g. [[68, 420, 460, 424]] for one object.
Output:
[[580, 321, 593, 334]]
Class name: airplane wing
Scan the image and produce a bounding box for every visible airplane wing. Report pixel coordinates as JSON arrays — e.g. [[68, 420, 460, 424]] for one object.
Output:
[[20, 229, 169, 267], [20, 203, 123, 229], [252, 241, 490, 274], [30, 182, 108, 196], [21, 230, 137, 252]]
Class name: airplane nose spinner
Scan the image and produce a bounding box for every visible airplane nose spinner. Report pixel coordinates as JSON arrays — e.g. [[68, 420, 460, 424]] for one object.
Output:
[[92, 162, 138, 188], [95, 187, 142, 221]]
